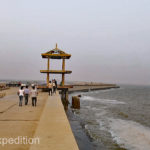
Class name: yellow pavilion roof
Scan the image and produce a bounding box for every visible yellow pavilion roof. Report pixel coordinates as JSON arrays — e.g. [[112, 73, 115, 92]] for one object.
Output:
[[41, 44, 71, 59]]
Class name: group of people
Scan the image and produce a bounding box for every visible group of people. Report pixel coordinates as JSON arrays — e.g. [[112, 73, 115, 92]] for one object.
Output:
[[48, 79, 57, 96], [17, 85, 38, 107], [17, 79, 57, 107]]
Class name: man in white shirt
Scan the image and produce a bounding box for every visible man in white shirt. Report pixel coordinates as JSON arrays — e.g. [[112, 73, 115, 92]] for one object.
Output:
[[17, 86, 24, 107], [30, 86, 38, 107]]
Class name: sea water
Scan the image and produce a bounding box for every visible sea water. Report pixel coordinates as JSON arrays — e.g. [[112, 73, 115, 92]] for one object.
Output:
[[68, 85, 150, 150]]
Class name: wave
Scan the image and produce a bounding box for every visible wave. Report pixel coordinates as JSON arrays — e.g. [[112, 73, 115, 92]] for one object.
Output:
[[81, 96, 125, 104], [86, 87, 122, 94], [109, 118, 150, 150]]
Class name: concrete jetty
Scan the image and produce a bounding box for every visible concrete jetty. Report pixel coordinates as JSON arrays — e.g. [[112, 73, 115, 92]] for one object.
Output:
[[30, 91, 79, 150], [0, 88, 79, 150], [69, 85, 120, 93]]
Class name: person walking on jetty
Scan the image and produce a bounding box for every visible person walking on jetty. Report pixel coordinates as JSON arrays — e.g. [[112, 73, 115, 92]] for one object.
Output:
[[48, 81, 53, 96], [24, 85, 30, 105], [54, 79, 57, 89], [52, 79, 56, 94], [31, 86, 38, 107], [17, 86, 24, 107]]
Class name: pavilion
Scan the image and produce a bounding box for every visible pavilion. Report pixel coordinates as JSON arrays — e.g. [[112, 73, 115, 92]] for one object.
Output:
[[40, 44, 72, 110]]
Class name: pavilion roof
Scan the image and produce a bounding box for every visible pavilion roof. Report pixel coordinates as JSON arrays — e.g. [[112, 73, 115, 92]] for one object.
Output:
[[41, 44, 71, 59]]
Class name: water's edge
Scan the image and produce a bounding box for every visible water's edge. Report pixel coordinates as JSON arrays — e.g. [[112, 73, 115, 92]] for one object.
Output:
[[67, 87, 126, 150]]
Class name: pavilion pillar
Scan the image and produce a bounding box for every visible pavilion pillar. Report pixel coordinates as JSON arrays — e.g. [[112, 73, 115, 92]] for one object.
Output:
[[62, 59, 65, 86], [47, 57, 50, 86]]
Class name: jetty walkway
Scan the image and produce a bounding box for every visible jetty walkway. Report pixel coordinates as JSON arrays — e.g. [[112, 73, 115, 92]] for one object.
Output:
[[0, 88, 79, 150]]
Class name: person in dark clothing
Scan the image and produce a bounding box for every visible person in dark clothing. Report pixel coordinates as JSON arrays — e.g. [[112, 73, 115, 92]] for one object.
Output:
[[54, 79, 57, 89], [24, 85, 30, 105], [52, 79, 56, 94]]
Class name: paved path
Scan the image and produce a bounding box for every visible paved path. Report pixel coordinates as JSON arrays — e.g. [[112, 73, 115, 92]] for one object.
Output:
[[0, 88, 47, 150], [0, 88, 78, 150], [30, 91, 79, 150]]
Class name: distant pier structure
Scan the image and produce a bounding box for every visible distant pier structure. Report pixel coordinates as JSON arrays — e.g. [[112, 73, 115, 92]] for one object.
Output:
[[40, 44, 72, 110]]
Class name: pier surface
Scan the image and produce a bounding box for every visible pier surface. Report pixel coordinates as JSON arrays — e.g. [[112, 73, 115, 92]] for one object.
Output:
[[0, 88, 79, 150], [69, 85, 119, 93]]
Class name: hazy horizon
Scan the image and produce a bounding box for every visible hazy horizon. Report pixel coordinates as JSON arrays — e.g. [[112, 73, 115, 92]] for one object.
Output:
[[0, 0, 150, 85]]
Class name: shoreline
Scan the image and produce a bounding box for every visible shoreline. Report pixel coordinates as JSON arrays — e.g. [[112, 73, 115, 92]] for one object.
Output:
[[67, 86, 120, 150]]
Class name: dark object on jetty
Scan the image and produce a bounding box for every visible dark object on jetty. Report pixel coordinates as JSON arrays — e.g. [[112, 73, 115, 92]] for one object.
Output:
[[78, 95, 81, 97], [39, 44, 72, 111], [72, 96, 80, 109]]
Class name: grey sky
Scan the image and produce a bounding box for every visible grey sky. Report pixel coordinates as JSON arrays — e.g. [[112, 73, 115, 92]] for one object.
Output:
[[0, 0, 150, 85]]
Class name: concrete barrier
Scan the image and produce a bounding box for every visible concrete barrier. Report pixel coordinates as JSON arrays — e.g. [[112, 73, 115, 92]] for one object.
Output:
[[30, 92, 79, 150]]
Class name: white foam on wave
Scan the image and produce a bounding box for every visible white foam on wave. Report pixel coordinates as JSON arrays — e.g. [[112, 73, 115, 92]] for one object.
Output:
[[84, 87, 122, 94], [84, 106, 91, 109], [98, 119, 109, 131], [95, 109, 107, 117], [109, 118, 150, 150], [81, 96, 125, 104]]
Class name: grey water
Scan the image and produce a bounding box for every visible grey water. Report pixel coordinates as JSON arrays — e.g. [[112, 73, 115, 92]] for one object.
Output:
[[68, 85, 150, 150]]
